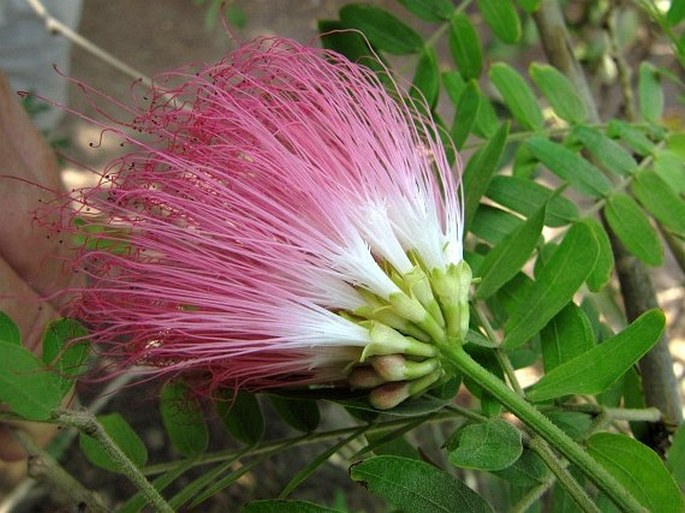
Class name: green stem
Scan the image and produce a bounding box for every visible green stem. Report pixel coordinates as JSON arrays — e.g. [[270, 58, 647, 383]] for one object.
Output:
[[54, 409, 174, 513], [527, 436, 600, 513], [442, 345, 645, 512]]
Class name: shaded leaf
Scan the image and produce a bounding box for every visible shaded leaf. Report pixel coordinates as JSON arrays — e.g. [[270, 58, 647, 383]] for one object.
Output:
[[0, 341, 63, 420], [486, 175, 579, 227], [396, 0, 454, 22], [632, 169, 685, 236], [350, 456, 493, 513], [604, 193, 663, 266], [340, 4, 422, 55], [215, 390, 264, 445], [79, 413, 148, 473], [504, 222, 599, 349], [470, 205, 523, 246], [527, 310, 665, 402], [476, 206, 545, 300], [572, 125, 638, 176], [450, 80, 480, 149], [270, 395, 321, 432], [412, 46, 439, 109], [160, 379, 209, 457], [530, 63, 587, 124], [527, 136, 613, 198], [540, 303, 594, 372], [448, 419, 523, 470], [477, 0, 521, 44], [243, 501, 342, 513], [517, 0, 541, 13], [449, 12, 483, 80], [489, 62, 544, 130], [42, 318, 90, 395], [588, 432, 684, 513], [491, 448, 549, 486], [463, 122, 510, 230]]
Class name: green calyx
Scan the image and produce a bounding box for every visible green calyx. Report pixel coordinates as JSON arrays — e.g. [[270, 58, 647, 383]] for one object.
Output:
[[343, 259, 473, 410]]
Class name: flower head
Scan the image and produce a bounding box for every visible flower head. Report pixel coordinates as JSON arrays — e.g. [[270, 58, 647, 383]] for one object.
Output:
[[64, 37, 470, 408]]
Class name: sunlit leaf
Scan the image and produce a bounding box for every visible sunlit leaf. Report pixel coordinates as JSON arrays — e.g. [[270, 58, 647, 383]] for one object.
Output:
[[666, 424, 685, 486], [0, 341, 63, 420], [486, 175, 579, 227], [0, 311, 20, 346], [477, 0, 521, 44], [604, 193, 663, 266], [449, 12, 483, 80], [632, 169, 685, 236], [504, 222, 599, 349], [572, 125, 638, 176], [527, 310, 665, 401], [529, 63, 587, 124], [607, 119, 655, 156], [526, 136, 612, 198], [588, 432, 684, 513], [489, 62, 544, 130]]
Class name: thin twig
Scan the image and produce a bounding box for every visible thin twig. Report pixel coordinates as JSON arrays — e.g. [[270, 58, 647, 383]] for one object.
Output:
[[24, 0, 152, 88]]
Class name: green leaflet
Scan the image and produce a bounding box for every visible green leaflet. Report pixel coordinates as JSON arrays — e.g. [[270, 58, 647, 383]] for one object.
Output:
[[396, 0, 454, 22], [412, 46, 439, 109], [529, 63, 587, 124], [0, 341, 64, 420], [340, 4, 423, 55], [588, 432, 684, 513], [540, 303, 594, 373], [526, 136, 613, 198], [160, 379, 209, 457], [463, 122, 510, 231], [527, 310, 665, 402], [632, 169, 685, 236], [79, 413, 148, 473], [0, 311, 20, 346], [503, 221, 599, 350], [477, 0, 521, 44], [449, 12, 483, 80], [448, 418, 523, 470], [476, 206, 545, 300], [350, 456, 493, 513], [604, 193, 663, 266], [215, 390, 264, 445], [489, 62, 544, 130]]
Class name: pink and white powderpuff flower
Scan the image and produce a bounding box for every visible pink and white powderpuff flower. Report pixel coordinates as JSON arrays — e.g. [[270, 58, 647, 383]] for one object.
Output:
[[61, 37, 471, 409]]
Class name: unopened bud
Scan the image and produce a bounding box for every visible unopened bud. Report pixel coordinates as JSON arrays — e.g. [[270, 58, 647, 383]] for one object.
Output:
[[348, 366, 385, 389], [431, 261, 472, 341], [388, 292, 446, 344], [369, 382, 411, 410], [370, 355, 439, 382]]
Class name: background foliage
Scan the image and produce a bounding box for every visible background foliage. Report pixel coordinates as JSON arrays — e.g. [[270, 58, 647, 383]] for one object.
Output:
[[1, 0, 685, 511]]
